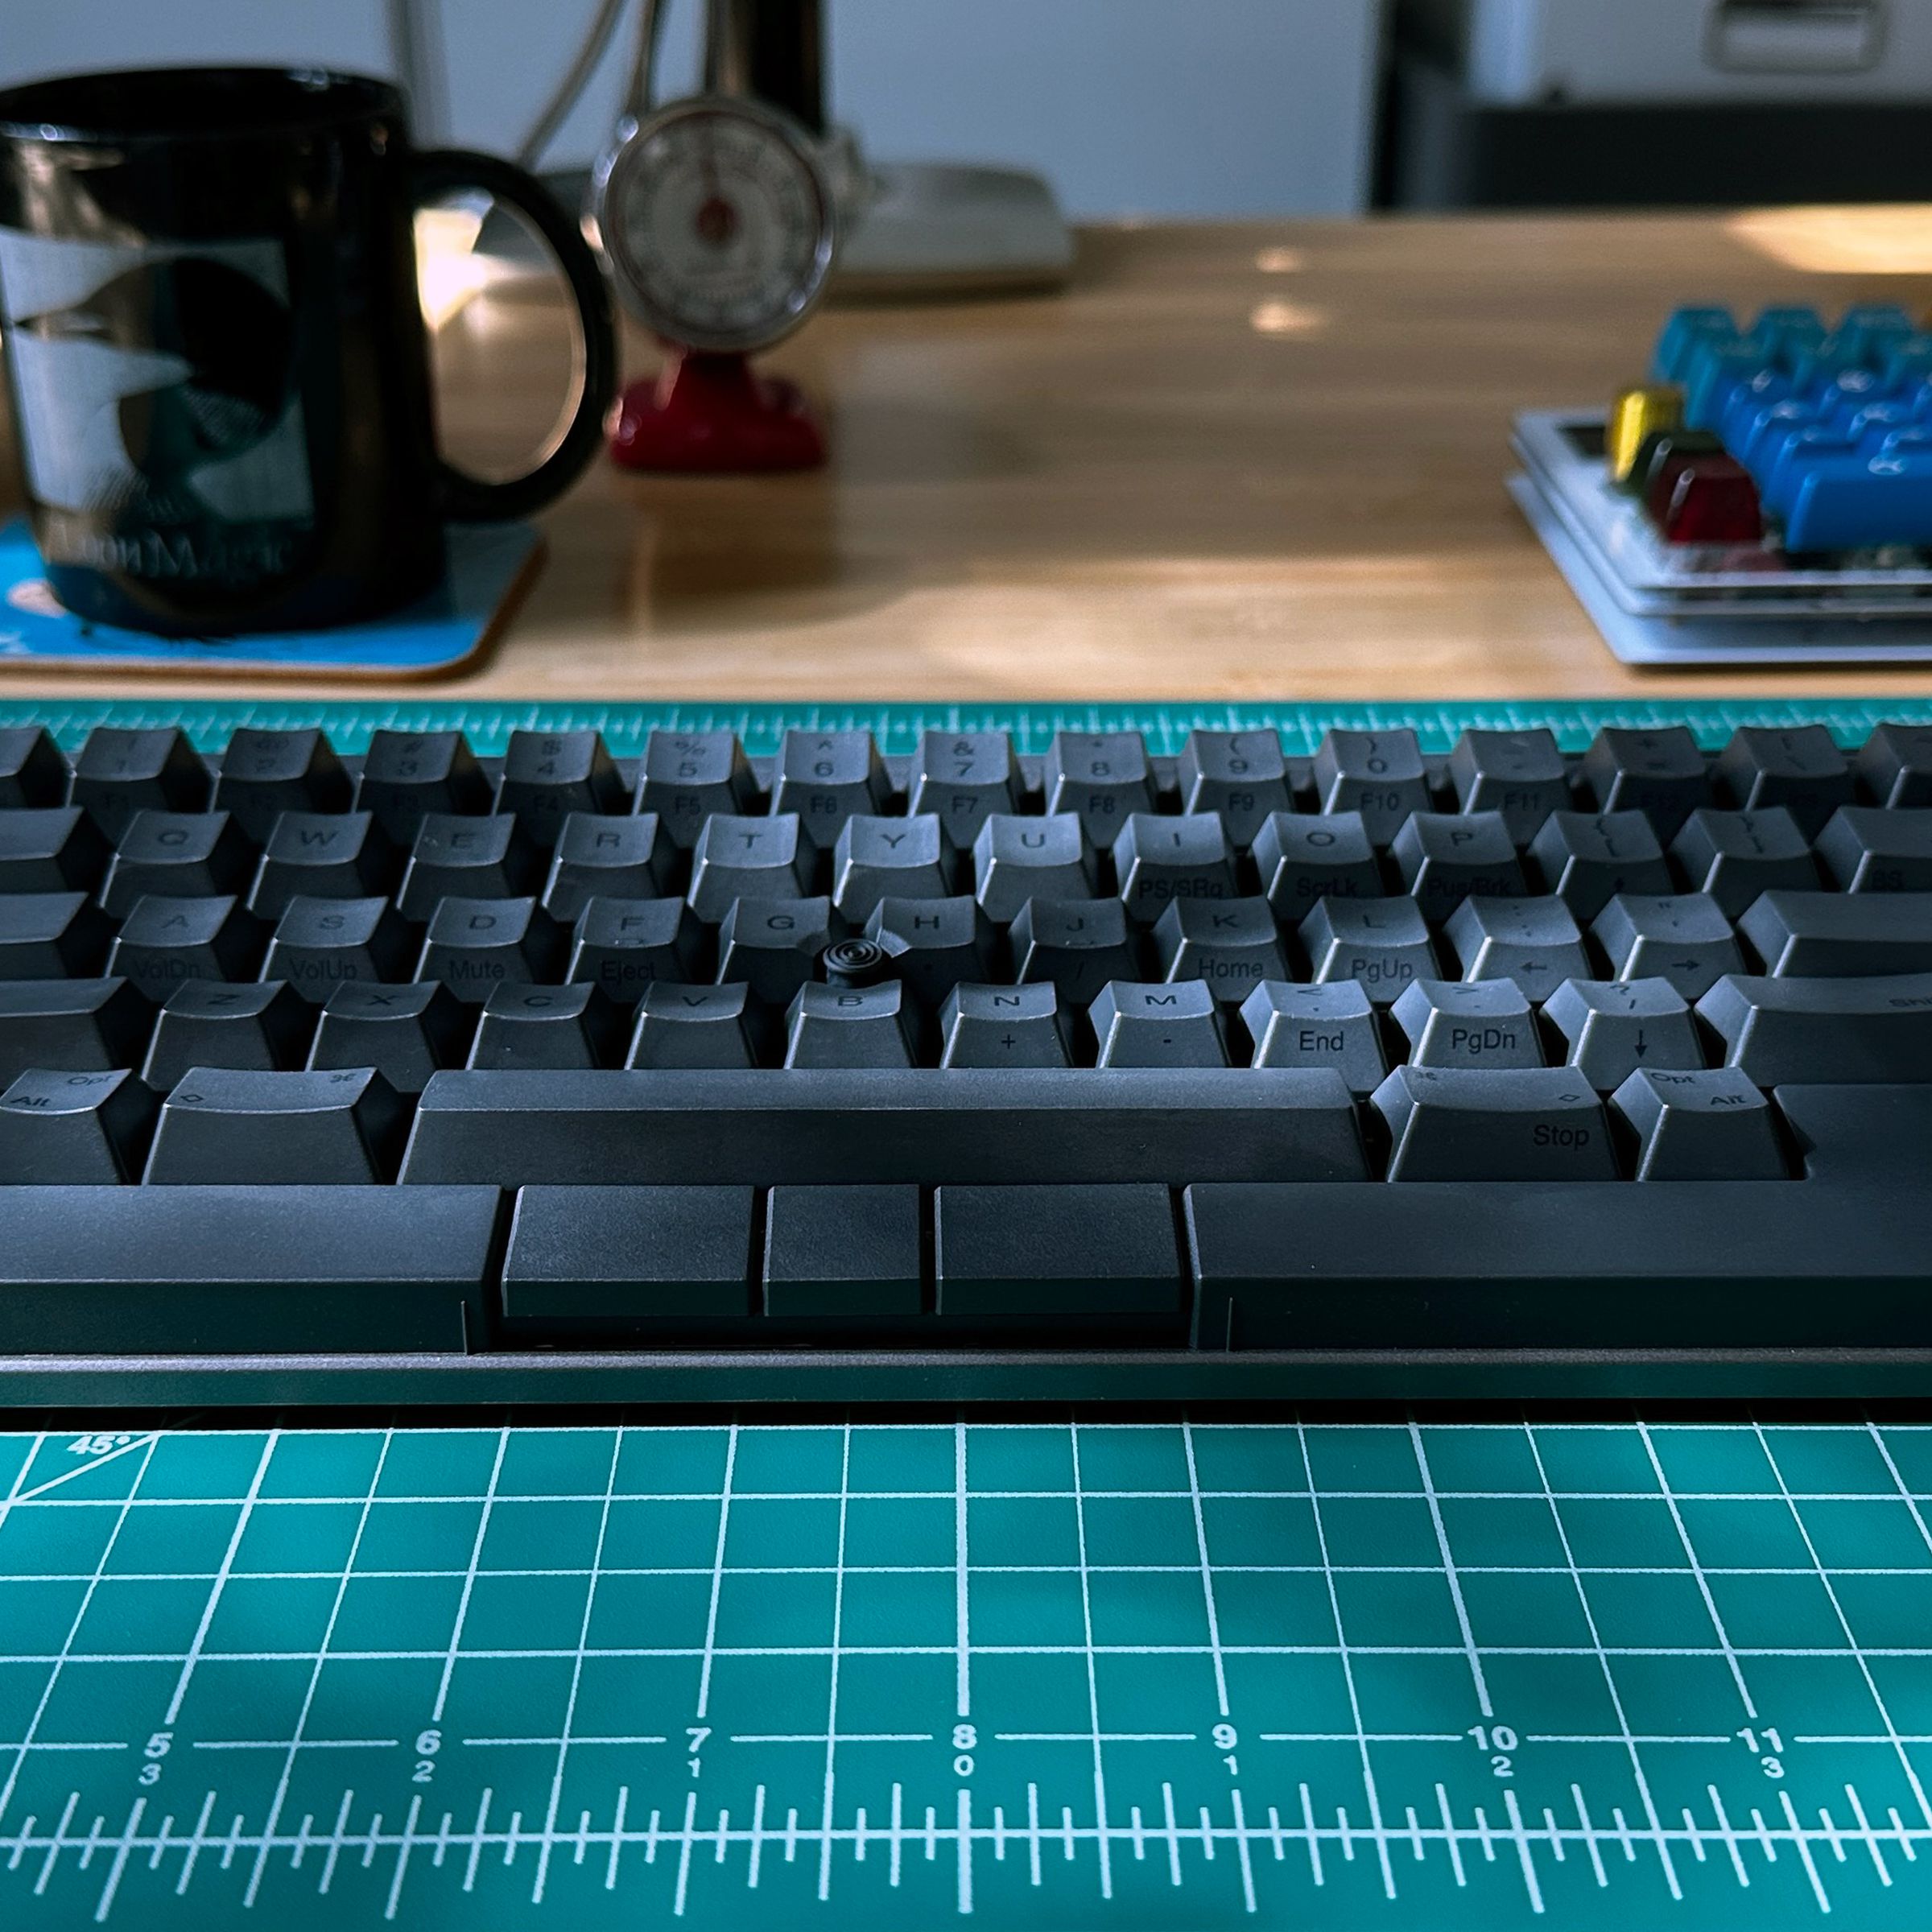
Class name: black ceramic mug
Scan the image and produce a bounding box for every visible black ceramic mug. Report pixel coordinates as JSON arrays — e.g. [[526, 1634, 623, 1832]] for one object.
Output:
[[0, 66, 619, 634]]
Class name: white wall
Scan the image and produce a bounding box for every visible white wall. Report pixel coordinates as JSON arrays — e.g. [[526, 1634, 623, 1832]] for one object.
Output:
[[2, 0, 1383, 217]]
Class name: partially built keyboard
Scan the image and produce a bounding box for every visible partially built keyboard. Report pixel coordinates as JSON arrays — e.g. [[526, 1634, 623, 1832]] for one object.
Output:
[[2, 698, 1931, 1404]]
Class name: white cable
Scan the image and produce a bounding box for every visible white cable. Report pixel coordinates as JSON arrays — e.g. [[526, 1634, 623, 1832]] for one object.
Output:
[[515, 0, 637, 169]]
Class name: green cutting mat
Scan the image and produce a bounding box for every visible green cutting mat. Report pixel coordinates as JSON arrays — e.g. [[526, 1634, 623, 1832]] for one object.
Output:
[[2, 1421, 1931, 1929], [7, 692, 1932, 756]]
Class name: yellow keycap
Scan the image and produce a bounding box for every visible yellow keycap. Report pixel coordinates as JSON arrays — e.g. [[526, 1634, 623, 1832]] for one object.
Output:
[[1607, 385, 1684, 485]]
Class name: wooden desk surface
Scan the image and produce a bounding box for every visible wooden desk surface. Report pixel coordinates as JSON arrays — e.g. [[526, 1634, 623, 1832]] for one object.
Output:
[[14, 212, 1932, 705]]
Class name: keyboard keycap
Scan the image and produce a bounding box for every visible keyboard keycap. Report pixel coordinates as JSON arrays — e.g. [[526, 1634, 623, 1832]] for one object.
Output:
[[501, 1185, 755, 1324], [939, 982, 1073, 1067], [262, 895, 417, 997], [1591, 892, 1743, 999], [1670, 807, 1818, 916], [1299, 895, 1435, 1001], [0, 979, 154, 1087], [716, 896, 833, 1005], [468, 982, 625, 1069], [248, 811, 395, 919], [1186, 1180, 1930, 1351], [1090, 979, 1227, 1066], [935, 1183, 1182, 1320], [765, 1183, 923, 1319], [308, 980, 473, 1093], [1814, 805, 1932, 892], [832, 814, 948, 921], [1699, 971, 1932, 1082], [784, 981, 919, 1067], [1240, 980, 1387, 1092], [100, 809, 254, 916], [1774, 1083, 1932, 1180], [972, 814, 1094, 923], [1044, 732, 1154, 842], [1856, 721, 1932, 807], [1529, 811, 1672, 919], [1312, 729, 1429, 844], [0, 1067, 157, 1183], [865, 897, 995, 1005], [354, 729, 490, 839], [0, 1185, 495, 1350], [398, 812, 542, 920], [1, 890, 113, 977], [1010, 897, 1140, 1009], [1611, 1067, 1786, 1180], [542, 812, 671, 922], [625, 982, 762, 1069], [402, 1067, 1368, 1186], [1373, 1064, 1618, 1181], [497, 729, 624, 844], [568, 896, 702, 1000], [69, 726, 208, 840], [142, 980, 313, 1090], [1154, 897, 1288, 1002], [213, 727, 351, 838], [771, 729, 890, 850], [0, 807, 108, 894], [1715, 725, 1855, 837], [1740, 890, 1932, 976], [1179, 730, 1290, 848], [1113, 813, 1236, 923], [1392, 978, 1542, 1069], [1253, 810, 1381, 915], [910, 732, 1021, 849], [1542, 976, 1702, 1091], [0, 726, 64, 809], [1579, 725, 1707, 835], [1441, 895, 1589, 1002], [108, 894, 262, 991], [637, 729, 758, 846], [1390, 811, 1524, 919], [415, 896, 565, 1000], [687, 814, 813, 919], [145, 1066, 408, 1184], [1447, 729, 1569, 844]]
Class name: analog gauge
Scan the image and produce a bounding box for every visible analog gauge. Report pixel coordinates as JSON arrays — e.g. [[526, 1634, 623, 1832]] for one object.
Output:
[[595, 96, 836, 355]]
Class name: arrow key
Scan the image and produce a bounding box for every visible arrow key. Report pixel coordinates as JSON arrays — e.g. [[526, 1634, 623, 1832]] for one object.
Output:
[[1543, 976, 1703, 1092]]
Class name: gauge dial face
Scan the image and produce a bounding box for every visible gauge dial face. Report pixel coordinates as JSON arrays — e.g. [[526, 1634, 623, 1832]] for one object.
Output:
[[601, 101, 835, 355]]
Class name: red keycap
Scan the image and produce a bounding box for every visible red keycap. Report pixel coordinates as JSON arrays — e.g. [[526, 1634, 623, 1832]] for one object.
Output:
[[1659, 456, 1763, 545]]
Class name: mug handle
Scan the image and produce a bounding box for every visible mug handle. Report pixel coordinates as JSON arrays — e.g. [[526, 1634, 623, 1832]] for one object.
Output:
[[408, 147, 620, 522]]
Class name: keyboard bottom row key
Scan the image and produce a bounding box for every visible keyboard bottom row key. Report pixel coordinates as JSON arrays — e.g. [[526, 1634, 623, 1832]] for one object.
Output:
[[0, 1185, 496, 1352], [1186, 1181, 1932, 1351], [499, 1181, 1186, 1332]]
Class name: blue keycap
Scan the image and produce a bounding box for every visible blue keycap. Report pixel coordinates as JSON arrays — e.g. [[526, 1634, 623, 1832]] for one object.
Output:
[[1683, 342, 1764, 431], [1784, 452, 1932, 552], [1838, 305, 1917, 365], [1879, 427, 1932, 461], [1746, 307, 1826, 362], [1719, 369, 1792, 448], [1847, 401, 1922, 452], [1762, 427, 1860, 517], [1653, 307, 1737, 382], [1885, 337, 1932, 386], [1806, 365, 1897, 415], [1791, 336, 1868, 388], [1736, 399, 1821, 475]]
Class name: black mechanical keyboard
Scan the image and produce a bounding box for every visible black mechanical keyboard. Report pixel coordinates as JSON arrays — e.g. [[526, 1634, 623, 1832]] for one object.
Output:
[[4, 704, 1932, 1403]]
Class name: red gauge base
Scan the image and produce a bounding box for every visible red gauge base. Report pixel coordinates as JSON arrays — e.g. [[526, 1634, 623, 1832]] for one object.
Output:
[[608, 349, 828, 473]]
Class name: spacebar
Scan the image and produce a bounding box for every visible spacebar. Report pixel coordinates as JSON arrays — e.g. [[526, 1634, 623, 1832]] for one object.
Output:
[[398, 1068, 1368, 1187]]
